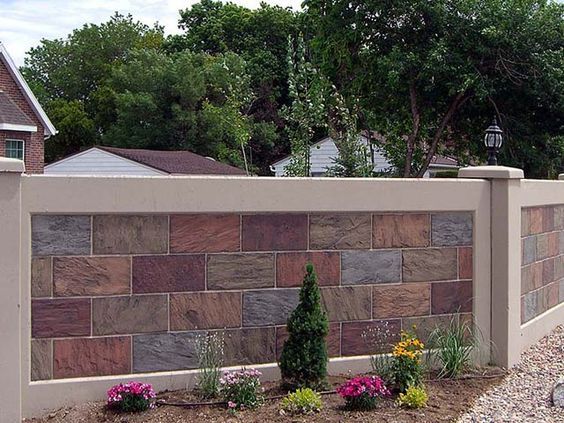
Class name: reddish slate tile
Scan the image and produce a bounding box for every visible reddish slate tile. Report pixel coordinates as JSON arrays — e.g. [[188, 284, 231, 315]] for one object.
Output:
[[373, 283, 431, 319], [276, 252, 340, 287], [521, 262, 543, 294], [31, 339, 52, 381], [92, 295, 168, 336], [53, 257, 130, 297], [521, 209, 531, 237], [170, 292, 242, 330], [341, 320, 401, 356], [543, 207, 555, 233], [321, 287, 371, 321], [528, 208, 544, 235], [373, 214, 430, 248], [31, 257, 52, 298], [223, 327, 276, 366], [548, 232, 560, 257], [431, 281, 473, 314], [133, 255, 205, 293], [546, 282, 560, 309], [32, 299, 91, 338], [276, 323, 340, 359], [543, 258, 555, 286], [242, 214, 307, 251], [207, 253, 274, 290], [170, 214, 240, 253], [402, 248, 458, 282], [459, 247, 473, 280], [53, 337, 131, 379], [309, 214, 371, 250], [92, 215, 168, 255]]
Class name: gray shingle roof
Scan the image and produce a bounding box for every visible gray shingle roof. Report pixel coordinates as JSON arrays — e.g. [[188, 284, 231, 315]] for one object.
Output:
[[0, 90, 35, 127]]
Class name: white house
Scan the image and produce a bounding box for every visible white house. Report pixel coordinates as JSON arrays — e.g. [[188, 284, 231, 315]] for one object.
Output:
[[270, 134, 459, 177], [45, 146, 247, 176]]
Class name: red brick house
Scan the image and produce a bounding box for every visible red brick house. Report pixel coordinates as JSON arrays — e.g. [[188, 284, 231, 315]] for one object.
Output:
[[0, 42, 56, 173]]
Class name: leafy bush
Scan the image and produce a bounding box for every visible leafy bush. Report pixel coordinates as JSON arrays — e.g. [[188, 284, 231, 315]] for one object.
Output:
[[195, 331, 225, 398], [391, 328, 424, 393], [428, 314, 476, 378], [336, 376, 389, 411], [107, 382, 156, 413], [398, 385, 428, 409], [280, 388, 323, 415], [279, 263, 329, 389], [220, 369, 264, 411]]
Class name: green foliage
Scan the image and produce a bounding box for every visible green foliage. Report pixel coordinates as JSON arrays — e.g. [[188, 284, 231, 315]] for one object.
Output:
[[433, 170, 460, 178], [390, 328, 425, 393], [114, 393, 151, 413], [279, 263, 329, 389], [398, 385, 428, 409], [282, 35, 327, 176], [428, 314, 476, 379], [195, 332, 225, 399], [306, 0, 564, 178], [280, 388, 323, 415]]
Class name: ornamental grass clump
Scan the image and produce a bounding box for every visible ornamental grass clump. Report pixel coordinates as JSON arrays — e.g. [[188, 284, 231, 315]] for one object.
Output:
[[428, 314, 476, 378], [107, 382, 156, 413], [336, 376, 390, 411], [279, 263, 329, 389], [280, 388, 323, 415], [219, 369, 264, 411], [391, 328, 425, 393]]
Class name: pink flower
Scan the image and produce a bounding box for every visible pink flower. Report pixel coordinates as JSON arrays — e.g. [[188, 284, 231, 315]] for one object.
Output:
[[228, 401, 237, 409]]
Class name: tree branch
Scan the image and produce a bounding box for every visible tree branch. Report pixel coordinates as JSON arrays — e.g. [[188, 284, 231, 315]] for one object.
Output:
[[416, 91, 469, 178]]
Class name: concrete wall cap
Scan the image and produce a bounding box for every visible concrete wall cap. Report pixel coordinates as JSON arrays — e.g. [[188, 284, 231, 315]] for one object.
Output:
[[0, 158, 25, 173], [558, 174, 564, 181], [458, 165, 524, 180]]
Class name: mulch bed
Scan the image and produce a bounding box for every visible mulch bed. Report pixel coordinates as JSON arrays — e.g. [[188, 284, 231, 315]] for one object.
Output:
[[26, 369, 505, 423]]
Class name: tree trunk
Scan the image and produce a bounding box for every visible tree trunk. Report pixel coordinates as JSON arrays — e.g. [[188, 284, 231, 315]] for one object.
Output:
[[416, 92, 468, 178]]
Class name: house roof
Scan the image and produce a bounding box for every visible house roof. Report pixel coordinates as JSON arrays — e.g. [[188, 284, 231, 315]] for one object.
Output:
[[0, 90, 37, 130], [0, 42, 56, 136], [97, 146, 248, 175]]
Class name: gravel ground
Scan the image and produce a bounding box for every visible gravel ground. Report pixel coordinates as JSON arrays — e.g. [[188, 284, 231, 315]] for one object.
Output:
[[459, 325, 564, 423]]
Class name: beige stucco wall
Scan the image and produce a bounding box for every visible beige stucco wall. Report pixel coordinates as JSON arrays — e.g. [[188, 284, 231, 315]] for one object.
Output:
[[11, 174, 493, 418]]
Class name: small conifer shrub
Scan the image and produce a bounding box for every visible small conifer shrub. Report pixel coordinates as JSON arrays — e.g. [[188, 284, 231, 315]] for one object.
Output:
[[279, 263, 329, 389]]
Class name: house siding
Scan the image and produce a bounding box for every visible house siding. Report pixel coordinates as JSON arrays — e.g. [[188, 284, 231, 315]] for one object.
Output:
[[0, 59, 45, 173], [272, 136, 392, 177]]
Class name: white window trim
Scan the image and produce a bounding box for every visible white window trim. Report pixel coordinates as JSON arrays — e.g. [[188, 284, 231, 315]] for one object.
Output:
[[5, 138, 25, 161]]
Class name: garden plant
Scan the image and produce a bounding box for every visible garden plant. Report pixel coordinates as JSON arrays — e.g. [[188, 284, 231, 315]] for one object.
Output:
[[336, 376, 390, 411], [390, 327, 425, 392], [398, 385, 429, 409], [280, 387, 323, 415], [194, 331, 225, 398], [106, 382, 156, 413], [219, 369, 264, 411], [279, 263, 329, 389]]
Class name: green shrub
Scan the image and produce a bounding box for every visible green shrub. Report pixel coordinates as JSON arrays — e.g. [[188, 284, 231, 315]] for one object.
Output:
[[280, 388, 322, 415], [195, 331, 224, 398], [398, 385, 428, 409], [428, 314, 476, 378], [279, 263, 329, 389]]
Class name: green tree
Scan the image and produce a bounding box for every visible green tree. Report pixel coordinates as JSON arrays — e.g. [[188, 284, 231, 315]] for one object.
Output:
[[169, 0, 303, 173], [306, 0, 564, 177], [282, 35, 327, 176], [21, 13, 164, 162], [105, 50, 255, 170], [279, 263, 329, 389]]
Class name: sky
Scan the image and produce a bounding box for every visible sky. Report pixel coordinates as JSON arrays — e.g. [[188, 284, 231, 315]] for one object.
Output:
[[0, 0, 302, 66]]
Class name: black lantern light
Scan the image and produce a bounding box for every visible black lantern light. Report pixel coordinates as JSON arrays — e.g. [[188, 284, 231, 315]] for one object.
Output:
[[484, 117, 503, 166]]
